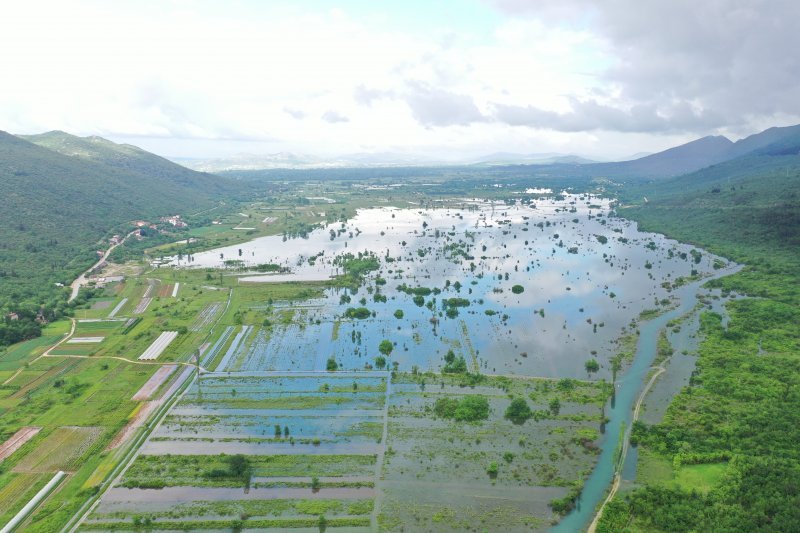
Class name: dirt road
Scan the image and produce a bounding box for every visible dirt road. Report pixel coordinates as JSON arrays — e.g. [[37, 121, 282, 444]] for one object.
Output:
[[68, 231, 136, 302]]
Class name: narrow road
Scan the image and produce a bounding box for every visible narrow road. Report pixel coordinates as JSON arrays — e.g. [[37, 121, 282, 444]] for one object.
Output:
[[68, 230, 136, 302], [2, 318, 76, 385], [587, 361, 669, 533]]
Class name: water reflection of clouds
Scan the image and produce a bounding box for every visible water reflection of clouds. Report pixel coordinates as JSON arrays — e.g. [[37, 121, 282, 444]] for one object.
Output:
[[168, 195, 723, 379]]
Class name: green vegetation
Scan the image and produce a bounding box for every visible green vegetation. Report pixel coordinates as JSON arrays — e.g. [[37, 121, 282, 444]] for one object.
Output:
[[333, 252, 380, 287], [504, 397, 533, 424], [442, 349, 468, 373], [121, 454, 378, 487], [433, 395, 490, 422], [0, 131, 242, 341], [378, 339, 393, 356], [599, 149, 800, 531], [343, 307, 371, 319]]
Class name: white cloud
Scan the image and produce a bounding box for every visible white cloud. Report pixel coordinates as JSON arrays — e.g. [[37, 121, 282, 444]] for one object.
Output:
[[0, 0, 797, 159]]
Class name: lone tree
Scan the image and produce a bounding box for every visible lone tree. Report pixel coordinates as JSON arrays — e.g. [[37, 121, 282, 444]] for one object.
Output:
[[504, 397, 533, 424], [374, 355, 387, 370], [326, 357, 338, 371], [585, 359, 600, 373], [511, 284, 525, 294], [378, 339, 393, 356], [549, 398, 561, 416]]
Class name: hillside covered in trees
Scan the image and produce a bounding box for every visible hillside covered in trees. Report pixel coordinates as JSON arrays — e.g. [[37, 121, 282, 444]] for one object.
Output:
[[598, 131, 800, 531], [0, 131, 243, 345]]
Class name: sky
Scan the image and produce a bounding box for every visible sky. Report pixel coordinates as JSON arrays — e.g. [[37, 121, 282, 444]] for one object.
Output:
[[1, 0, 799, 160]]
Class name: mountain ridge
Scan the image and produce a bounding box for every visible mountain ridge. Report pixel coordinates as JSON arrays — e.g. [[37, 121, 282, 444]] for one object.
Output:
[[0, 130, 240, 310]]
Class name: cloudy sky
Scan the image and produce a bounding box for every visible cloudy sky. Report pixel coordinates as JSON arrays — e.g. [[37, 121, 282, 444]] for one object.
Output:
[[2, 0, 799, 160]]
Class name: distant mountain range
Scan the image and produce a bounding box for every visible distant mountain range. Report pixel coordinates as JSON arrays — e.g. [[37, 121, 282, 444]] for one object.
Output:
[[579, 124, 800, 178], [177, 124, 800, 179], [177, 151, 605, 172]]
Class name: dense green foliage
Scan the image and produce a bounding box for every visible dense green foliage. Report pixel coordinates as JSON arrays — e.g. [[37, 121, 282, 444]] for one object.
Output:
[[433, 395, 490, 422], [378, 339, 393, 356], [599, 139, 800, 531], [0, 130, 242, 344], [504, 397, 533, 424], [442, 349, 468, 373], [333, 252, 380, 287], [343, 307, 371, 320]]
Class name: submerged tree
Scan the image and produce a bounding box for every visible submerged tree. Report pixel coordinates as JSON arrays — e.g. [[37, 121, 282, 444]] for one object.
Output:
[[504, 397, 533, 424]]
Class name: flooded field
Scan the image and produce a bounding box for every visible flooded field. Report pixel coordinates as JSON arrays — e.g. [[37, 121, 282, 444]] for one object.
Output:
[[82, 193, 733, 531], [172, 194, 725, 379]]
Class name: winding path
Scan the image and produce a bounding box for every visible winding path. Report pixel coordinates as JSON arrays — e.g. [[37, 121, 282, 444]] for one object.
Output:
[[68, 230, 136, 302], [587, 360, 669, 533]]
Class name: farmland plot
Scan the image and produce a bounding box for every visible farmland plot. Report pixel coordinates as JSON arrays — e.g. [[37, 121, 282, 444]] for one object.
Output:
[[131, 365, 177, 401], [190, 302, 222, 332], [86, 374, 385, 530], [138, 331, 179, 361], [107, 298, 128, 318], [377, 374, 610, 532], [0, 472, 49, 523], [0, 426, 41, 461], [13, 426, 103, 473]]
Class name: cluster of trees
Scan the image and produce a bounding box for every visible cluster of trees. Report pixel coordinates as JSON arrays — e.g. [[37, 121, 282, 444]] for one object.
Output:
[[442, 349, 468, 373], [433, 395, 490, 422]]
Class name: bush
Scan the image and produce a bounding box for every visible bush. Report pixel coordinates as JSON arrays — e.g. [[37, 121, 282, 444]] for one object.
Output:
[[344, 307, 371, 319], [434, 395, 489, 422], [504, 397, 533, 424], [378, 339, 393, 356]]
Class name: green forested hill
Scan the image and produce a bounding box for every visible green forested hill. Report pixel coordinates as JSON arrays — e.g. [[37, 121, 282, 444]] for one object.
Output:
[[618, 138, 800, 260], [599, 135, 800, 531], [0, 131, 241, 341], [20, 131, 235, 193]]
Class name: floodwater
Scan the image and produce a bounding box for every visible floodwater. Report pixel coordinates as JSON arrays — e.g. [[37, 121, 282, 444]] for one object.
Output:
[[170, 195, 725, 379], [552, 263, 740, 532], [129, 193, 737, 531]]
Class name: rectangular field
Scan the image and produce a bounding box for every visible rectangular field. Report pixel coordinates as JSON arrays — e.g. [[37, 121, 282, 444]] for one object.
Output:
[[107, 298, 128, 317], [13, 426, 102, 473], [67, 337, 104, 344], [0, 426, 41, 461], [131, 365, 178, 401], [138, 331, 179, 361], [88, 374, 387, 530]]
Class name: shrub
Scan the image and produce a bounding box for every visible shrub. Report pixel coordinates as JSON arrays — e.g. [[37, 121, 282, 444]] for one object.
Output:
[[434, 395, 489, 422], [504, 397, 533, 424], [378, 339, 393, 356], [344, 307, 371, 319]]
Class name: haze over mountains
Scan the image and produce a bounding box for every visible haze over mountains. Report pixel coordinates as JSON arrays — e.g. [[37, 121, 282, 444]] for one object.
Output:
[[177, 124, 800, 178], [178, 151, 606, 172]]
